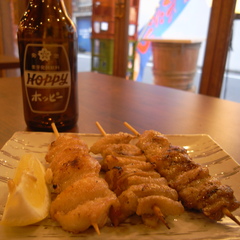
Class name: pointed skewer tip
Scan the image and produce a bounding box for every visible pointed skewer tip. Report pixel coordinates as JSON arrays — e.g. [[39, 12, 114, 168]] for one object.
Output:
[[222, 207, 240, 226], [92, 223, 101, 235], [153, 205, 170, 229]]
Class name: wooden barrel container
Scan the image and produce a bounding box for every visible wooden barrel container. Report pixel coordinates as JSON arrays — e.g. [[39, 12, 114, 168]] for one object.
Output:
[[151, 40, 201, 90]]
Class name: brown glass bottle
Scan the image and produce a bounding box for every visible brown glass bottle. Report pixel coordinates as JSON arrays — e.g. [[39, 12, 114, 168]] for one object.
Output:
[[17, 0, 78, 131]]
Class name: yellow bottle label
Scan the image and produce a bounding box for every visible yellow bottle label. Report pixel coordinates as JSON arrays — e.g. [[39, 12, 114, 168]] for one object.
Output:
[[23, 44, 71, 114]]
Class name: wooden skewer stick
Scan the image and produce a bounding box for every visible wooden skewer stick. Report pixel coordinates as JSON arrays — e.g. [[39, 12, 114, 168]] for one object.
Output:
[[222, 207, 240, 226], [96, 121, 107, 136], [51, 122, 60, 138], [123, 122, 240, 227], [92, 223, 101, 235], [123, 122, 140, 136], [45, 122, 59, 185], [153, 206, 170, 229]]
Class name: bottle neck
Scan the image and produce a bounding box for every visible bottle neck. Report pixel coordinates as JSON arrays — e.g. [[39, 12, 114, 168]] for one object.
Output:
[[21, 0, 73, 27], [27, 0, 67, 13], [18, 0, 76, 39], [29, 0, 63, 4]]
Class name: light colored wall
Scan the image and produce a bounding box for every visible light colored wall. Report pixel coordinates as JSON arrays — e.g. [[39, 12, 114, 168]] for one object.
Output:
[[138, 0, 240, 73], [161, 0, 210, 68]]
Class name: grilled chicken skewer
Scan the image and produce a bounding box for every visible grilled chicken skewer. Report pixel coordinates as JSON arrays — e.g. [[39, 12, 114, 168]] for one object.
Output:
[[123, 122, 240, 225], [45, 123, 118, 234], [92, 122, 184, 228], [105, 165, 184, 228]]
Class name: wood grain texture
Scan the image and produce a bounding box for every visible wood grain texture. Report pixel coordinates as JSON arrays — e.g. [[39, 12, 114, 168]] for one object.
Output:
[[0, 72, 240, 163]]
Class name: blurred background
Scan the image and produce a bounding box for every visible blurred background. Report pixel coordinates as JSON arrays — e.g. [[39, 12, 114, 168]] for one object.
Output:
[[1, 0, 240, 102]]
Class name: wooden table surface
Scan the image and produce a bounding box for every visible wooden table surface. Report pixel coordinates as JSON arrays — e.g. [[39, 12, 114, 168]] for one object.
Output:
[[0, 72, 240, 163]]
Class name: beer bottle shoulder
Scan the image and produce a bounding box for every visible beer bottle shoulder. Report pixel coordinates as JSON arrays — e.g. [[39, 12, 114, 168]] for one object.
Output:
[[18, 3, 76, 38]]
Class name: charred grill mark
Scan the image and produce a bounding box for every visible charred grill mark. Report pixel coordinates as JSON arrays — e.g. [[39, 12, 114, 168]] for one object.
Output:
[[68, 157, 80, 167], [135, 130, 240, 222]]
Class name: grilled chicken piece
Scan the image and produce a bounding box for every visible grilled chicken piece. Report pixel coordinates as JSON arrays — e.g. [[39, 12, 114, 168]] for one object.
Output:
[[114, 174, 168, 196], [90, 132, 136, 154], [136, 130, 170, 158], [101, 143, 145, 159], [46, 134, 89, 163], [102, 155, 152, 171], [110, 182, 183, 226], [150, 146, 240, 221], [136, 130, 240, 221], [149, 145, 208, 187], [105, 165, 183, 227], [45, 134, 118, 233], [50, 176, 118, 233], [90, 131, 185, 228], [48, 150, 101, 193], [137, 195, 184, 217], [105, 166, 162, 193]]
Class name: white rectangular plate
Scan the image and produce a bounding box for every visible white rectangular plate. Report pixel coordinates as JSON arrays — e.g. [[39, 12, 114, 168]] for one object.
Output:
[[0, 132, 240, 240]]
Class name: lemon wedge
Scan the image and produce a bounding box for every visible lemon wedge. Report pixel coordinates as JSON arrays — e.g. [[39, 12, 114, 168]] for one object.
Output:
[[1, 154, 50, 226]]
